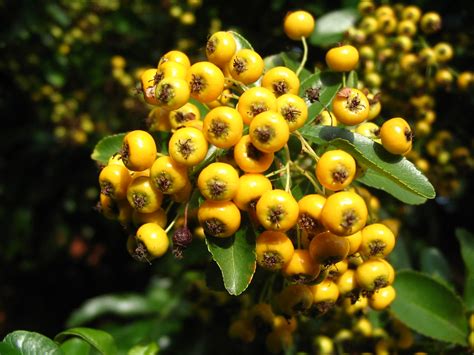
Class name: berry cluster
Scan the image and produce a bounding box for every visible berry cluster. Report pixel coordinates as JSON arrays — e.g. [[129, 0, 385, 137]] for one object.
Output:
[[345, 1, 474, 197], [94, 9, 424, 353]]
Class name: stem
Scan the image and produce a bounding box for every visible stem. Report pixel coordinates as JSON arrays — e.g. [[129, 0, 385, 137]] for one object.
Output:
[[448, 67, 460, 77], [284, 144, 291, 193], [165, 213, 180, 234], [165, 201, 175, 214], [335, 341, 345, 355], [294, 131, 320, 162], [342, 72, 346, 87], [291, 162, 324, 195], [225, 77, 249, 91], [296, 36, 308, 77], [417, 35, 430, 49], [183, 202, 189, 228], [265, 165, 288, 178]]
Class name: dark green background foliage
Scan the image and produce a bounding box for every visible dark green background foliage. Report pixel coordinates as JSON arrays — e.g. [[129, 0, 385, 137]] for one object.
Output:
[[0, 0, 474, 353]]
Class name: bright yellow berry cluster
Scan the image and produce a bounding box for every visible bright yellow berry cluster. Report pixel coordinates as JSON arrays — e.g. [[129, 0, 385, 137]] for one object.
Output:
[[92, 10, 421, 352], [343, 1, 473, 199]]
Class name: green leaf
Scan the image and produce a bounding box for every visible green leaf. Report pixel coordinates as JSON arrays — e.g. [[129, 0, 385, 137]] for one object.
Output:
[[457, 228, 474, 274], [388, 234, 412, 269], [291, 179, 314, 200], [391, 270, 468, 345], [127, 342, 159, 355], [264, 53, 284, 71], [299, 72, 341, 125], [45, 71, 66, 88], [67, 294, 158, 327], [346, 71, 358, 88], [189, 98, 210, 118], [357, 169, 427, 205], [3, 331, 63, 355], [102, 319, 158, 353], [0, 342, 21, 355], [191, 145, 219, 176], [205, 217, 257, 295], [299, 126, 436, 204], [264, 52, 311, 79], [229, 31, 253, 50], [286, 135, 302, 161], [420, 247, 452, 286], [456, 228, 474, 310], [91, 133, 126, 165], [310, 9, 359, 47], [465, 274, 474, 312], [280, 52, 311, 80], [60, 338, 91, 355], [367, 310, 383, 329], [55, 328, 117, 355], [46, 3, 71, 26]]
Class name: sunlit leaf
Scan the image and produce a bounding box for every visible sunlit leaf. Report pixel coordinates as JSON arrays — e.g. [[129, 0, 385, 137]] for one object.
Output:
[[55, 328, 117, 355], [205, 217, 256, 295], [391, 270, 468, 345], [3, 331, 63, 355], [91, 133, 126, 165]]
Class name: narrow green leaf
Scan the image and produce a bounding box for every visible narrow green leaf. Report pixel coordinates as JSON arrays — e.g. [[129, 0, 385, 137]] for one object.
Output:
[[128, 342, 159, 355], [91, 133, 126, 165], [0, 342, 21, 355], [3, 331, 63, 355], [55, 328, 117, 355], [299, 72, 341, 125], [391, 270, 468, 345], [420, 247, 452, 285], [205, 217, 257, 295], [346, 71, 358, 88], [309, 9, 359, 47], [229, 31, 253, 50], [299, 126, 436, 203], [60, 337, 91, 355], [456, 228, 474, 310], [66, 294, 157, 327]]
